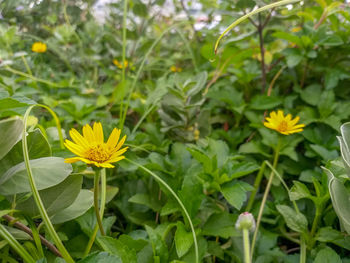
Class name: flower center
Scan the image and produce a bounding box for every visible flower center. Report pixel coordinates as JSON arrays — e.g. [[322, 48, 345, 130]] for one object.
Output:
[[277, 121, 288, 132], [86, 144, 110, 163]]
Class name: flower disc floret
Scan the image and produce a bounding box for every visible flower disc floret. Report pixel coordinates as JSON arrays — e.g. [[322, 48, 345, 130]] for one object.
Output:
[[32, 42, 47, 53], [264, 110, 305, 135], [64, 122, 128, 168]]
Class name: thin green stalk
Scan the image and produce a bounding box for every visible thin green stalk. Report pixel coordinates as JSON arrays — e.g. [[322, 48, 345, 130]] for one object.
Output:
[[243, 229, 251, 263], [94, 169, 105, 236], [4, 66, 64, 88], [22, 105, 74, 263], [245, 161, 266, 212], [214, 0, 301, 53], [126, 158, 199, 263], [300, 236, 306, 263], [0, 224, 36, 263], [84, 169, 107, 257], [118, 22, 186, 130], [131, 104, 156, 134], [21, 56, 33, 76], [251, 137, 282, 258]]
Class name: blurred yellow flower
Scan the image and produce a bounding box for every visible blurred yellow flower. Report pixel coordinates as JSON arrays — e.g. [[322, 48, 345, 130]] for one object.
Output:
[[113, 59, 128, 69], [170, 65, 182, 72], [64, 122, 128, 168], [31, 42, 47, 53], [264, 110, 305, 135], [291, 26, 302, 33]]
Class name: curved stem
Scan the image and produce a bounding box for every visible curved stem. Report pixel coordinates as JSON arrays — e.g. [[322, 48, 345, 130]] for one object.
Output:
[[22, 105, 74, 263], [245, 161, 266, 212], [94, 169, 105, 236], [251, 137, 282, 258], [125, 158, 199, 263], [0, 223, 35, 263], [84, 169, 107, 257]]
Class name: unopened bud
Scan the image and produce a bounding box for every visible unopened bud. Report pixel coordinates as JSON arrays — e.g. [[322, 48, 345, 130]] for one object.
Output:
[[235, 212, 256, 232]]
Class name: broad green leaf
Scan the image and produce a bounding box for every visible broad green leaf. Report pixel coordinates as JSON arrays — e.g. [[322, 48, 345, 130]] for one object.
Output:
[[128, 193, 162, 211], [98, 236, 138, 263], [220, 181, 254, 210], [249, 95, 282, 110], [0, 157, 72, 195], [174, 222, 193, 258], [314, 247, 342, 263], [202, 212, 238, 238], [15, 174, 83, 217], [276, 205, 308, 233], [79, 252, 122, 263], [0, 117, 23, 160], [289, 181, 313, 201], [50, 189, 93, 224], [0, 128, 51, 176], [145, 225, 169, 262]]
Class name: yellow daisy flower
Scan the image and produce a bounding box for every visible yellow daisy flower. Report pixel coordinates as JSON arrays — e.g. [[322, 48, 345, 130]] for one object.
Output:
[[64, 122, 128, 168], [31, 42, 47, 53], [170, 65, 182, 72], [113, 59, 128, 69], [264, 110, 305, 135]]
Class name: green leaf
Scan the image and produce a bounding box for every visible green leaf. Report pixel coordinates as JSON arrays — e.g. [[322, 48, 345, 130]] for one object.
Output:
[[50, 189, 93, 224], [314, 247, 342, 263], [249, 95, 282, 110], [276, 205, 308, 233], [0, 128, 51, 176], [79, 252, 122, 263], [289, 181, 313, 201], [174, 222, 193, 258], [145, 225, 169, 263], [220, 181, 254, 210], [15, 174, 83, 217], [0, 117, 23, 160], [98, 236, 138, 263], [229, 162, 259, 179], [128, 193, 162, 211], [0, 157, 72, 195], [202, 212, 238, 238]]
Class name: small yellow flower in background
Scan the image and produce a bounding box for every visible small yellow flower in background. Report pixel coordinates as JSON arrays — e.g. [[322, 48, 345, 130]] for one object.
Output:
[[170, 65, 182, 72], [113, 59, 128, 69], [264, 110, 305, 135], [64, 122, 128, 168], [291, 26, 302, 33], [31, 42, 47, 53]]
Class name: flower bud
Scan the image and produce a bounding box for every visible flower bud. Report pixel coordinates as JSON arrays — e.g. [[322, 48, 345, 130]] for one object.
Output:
[[235, 212, 256, 232]]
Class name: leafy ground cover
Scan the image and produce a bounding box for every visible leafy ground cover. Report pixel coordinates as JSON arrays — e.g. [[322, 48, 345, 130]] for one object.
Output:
[[0, 0, 350, 262]]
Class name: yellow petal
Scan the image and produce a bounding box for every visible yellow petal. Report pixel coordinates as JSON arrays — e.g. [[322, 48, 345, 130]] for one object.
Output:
[[277, 110, 284, 121], [70, 129, 89, 149], [109, 147, 128, 160], [290, 116, 300, 126], [285, 114, 292, 122], [106, 128, 121, 149], [93, 122, 104, 143], [64, 140, 86, 156], [108, 156, 125, 164], [99, 162, 115, 168], [264, 122, 277, 130], [83, 124, 95, 143], [114, 135, 126, 152]]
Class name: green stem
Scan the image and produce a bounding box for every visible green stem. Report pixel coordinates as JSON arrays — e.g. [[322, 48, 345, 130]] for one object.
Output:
[[251, 137, 282, 258], [0, 223, 35, 263], [242, 229, 251, 263], [300, 236, 306, 263], [4, 66, 64, 88], [125, 158, 199, 263], [22, 105, 74, 263], [245, 161, 266, 212], [94, 169, 105, 236], [84, 169, 107, 257], [214, 0, 301, 52]]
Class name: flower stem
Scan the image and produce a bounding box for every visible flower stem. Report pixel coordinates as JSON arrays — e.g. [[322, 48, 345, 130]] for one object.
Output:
[[0, 223, 35, 263], [94, 169, 105, 236], [84, 169, 107, 257], [245, 161, 266, 212], [251, 136, 282, 258], [23, 105, 74, 263], [243, 229, 251, 263], [300, 236, 306, 263]]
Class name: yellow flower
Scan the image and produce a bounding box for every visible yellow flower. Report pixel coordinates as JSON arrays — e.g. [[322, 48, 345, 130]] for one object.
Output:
[[291, 26, 302, 33], [264, 110, 305, 135], [170, 65, 182, 72], [64, 122, 128, 168], [113, 59, 128, 69], [31, 42, 47, 53]]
